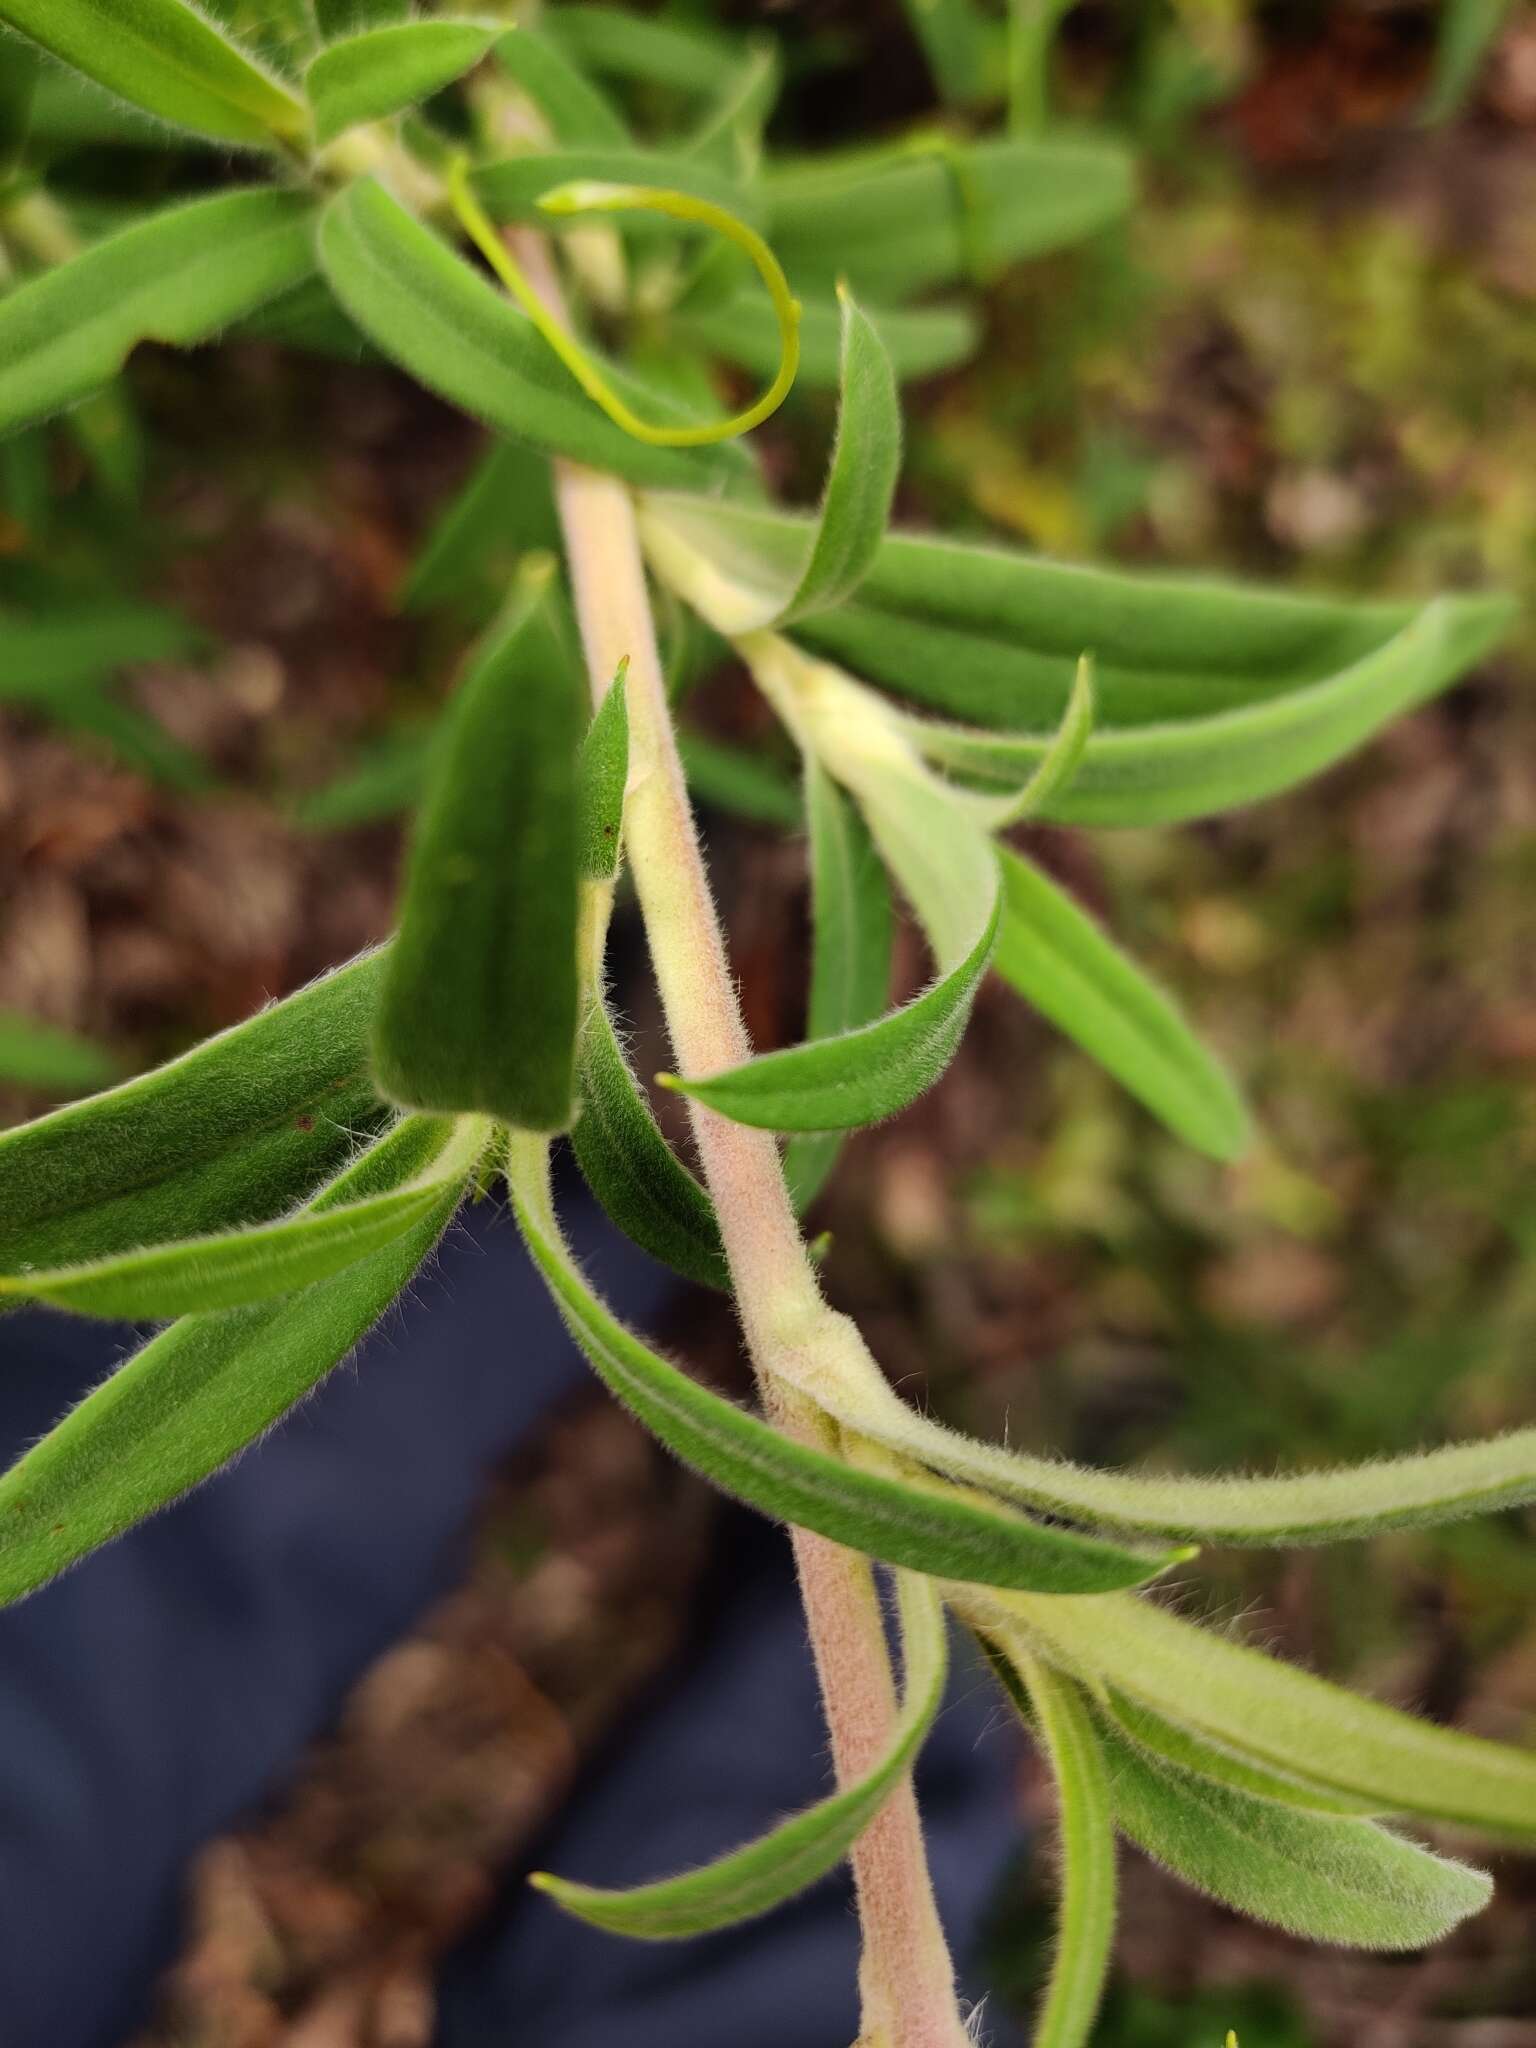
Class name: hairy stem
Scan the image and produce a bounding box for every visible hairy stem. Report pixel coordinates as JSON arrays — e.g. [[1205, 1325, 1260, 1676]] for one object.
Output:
[[510, 231, 969, 2048]]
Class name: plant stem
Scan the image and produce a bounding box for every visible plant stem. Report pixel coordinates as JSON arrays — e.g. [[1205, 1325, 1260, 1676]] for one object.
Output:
[[511, 229, 971, 2048]]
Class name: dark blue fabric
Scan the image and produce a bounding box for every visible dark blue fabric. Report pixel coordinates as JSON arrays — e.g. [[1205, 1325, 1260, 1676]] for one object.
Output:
[[0, 1201, 1023, 2048]]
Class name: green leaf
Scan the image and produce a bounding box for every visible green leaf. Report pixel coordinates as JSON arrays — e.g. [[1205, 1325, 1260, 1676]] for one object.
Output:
[[641, 498, 1512, 740], [899, 0, 990, 104], [0, 1014, 118, 1096], [784, 763, 894, 1208], [472, 148, 764, 232], [508, 1135, 1187, 1595], [980, 650, 1095, 825], [678, 290, 978, 390], [0, 949, 388, 1274], [1018, 1656, 1117, 2048], [0, 188, 317, 441], [684, 38, 778, 179], [993, 846, 1251, 1161], [764, 134, 1134, 301], [534, 1572, 947, 1937], [569, 997, 730, 1293], [316, 177, 749, 491], [0, 1121, 484, 1318], [0, 35, 38, 173], [1093, 1703, 1491, 1950], [0, 0, 306, 146], [374, 567, 583, 1132], [776, 286, 901, 627], [292, 721, 434, 831], [1000, 1590, 1536, 1839], [577, 667, 629, 880], [493, 25, 630, 146], [398, 435, 560, 617], [0, 1114, 468, 1607], [541, 6, 740, 97], [663, 881, 997, 1134], [678, 731, 800, 826], [1101, 1687, 1381, 1817], [1424, 0, 1511, 121], [906, 603, 1512, 828], [306, 20, 500, 146]]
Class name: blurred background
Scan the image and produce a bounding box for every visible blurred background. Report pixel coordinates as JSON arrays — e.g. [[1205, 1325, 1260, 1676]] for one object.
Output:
[[1, 2, 1535, 2043]]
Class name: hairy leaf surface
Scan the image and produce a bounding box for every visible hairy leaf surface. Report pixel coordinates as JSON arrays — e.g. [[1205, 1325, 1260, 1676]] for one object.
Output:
[[306, 20, 500, 145], [1020, 1657, 1117, 2048]]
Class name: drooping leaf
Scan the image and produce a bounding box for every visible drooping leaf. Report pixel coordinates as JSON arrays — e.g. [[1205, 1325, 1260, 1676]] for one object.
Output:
[[569, 997, 730, 1293], [397, 435, 560, 617], [997, 1591, 1536, 1839], [640, 497, 1512, 740], [306, 20, 500, 146], [784, 763, 894, 1209], [493, 24, 630, 146], [0, 1114, 471, 1606], [1017, 1655, 1117, 2048], [1094, 1705, 1492, 1950], [0, 950, 388, 1274], [993, 846, 1251, 1161], [316, 177, 750, 491], [678, 290, 978, 390], [535, 1572, 947, 1937], [374, 568, 583, 1133], [0, 0, 307, 146], [764, 134, 1134, 301], [0, 1120, 485, 1318], [1101, 1687, 1381, 1817], [508, 1135, 1187, 1595], [577, 668, 629, 880], [0, 1014, 118, 1096], [0, 189, 317, 441], [541, 6, 740, 97]]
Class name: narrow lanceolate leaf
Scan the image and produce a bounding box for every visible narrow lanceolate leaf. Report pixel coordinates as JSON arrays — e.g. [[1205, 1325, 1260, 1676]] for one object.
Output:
[[909, 605, 1504, 828], [1019, 1657, 1117, 2048], [0, 190, 317, 441], [398, 435, 560, 617], [0, 0, 307, 146], [640, 497, 1512, 740], [677, 290, 978, 390], [678, 732, 801, 827], [978, 652, 1095, 826], [777, 287, 901, 626], [534, 1573, 948, 1937], [664, 886, 997, 1134], [0, 1115, 470, 1607], [570, 997, 730, 1293], [784, 764, 893, 1209], [540, 5, 740, 97], [998, 1591, 1536, 1839], [994, 847, 1250, 1162], [374, 570, 583, 1133], [0, 951, 388, 1275], [493, 26, 630, 146], [306, 21, 501, 146], [577, 668, 629, 880], [0, 1122, 484, 1318], [508, 1137, 1186, 1595], [1101, 1688, 1381, 1817], [317, 178, 749, 491], [1094, 1708, 1491, 1950], [764, 135, 1134, 301]]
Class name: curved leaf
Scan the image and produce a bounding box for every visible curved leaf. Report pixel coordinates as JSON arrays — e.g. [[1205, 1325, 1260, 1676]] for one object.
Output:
[[374, 568, 583, 1132], [994, 846, 1250, 1161], [663, 880, 997, 1133], [317, 177, 750, 490], [508, 1136, 1188, 1595], [1101, 1687, 1381, 1817], [0, 950, 388, 1274], [570, 997, 730, 1293], [0, 1115, 469, 1607], [1018, 1656, 1117, 2048], [306, 20, 500, 146], [0, 0, 306, 146], [1095, 1705, 1491, 1950], [0, 189, 318, 441], [473, 148, 763, 230], [784, 762, 894, 1209], [534, 1572, 947, 1937], [0, 1120, 484, 1318]]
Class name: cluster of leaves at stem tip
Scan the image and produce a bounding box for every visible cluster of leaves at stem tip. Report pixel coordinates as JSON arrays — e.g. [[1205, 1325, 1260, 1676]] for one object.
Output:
[[0, 1, 1529, 2042]]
